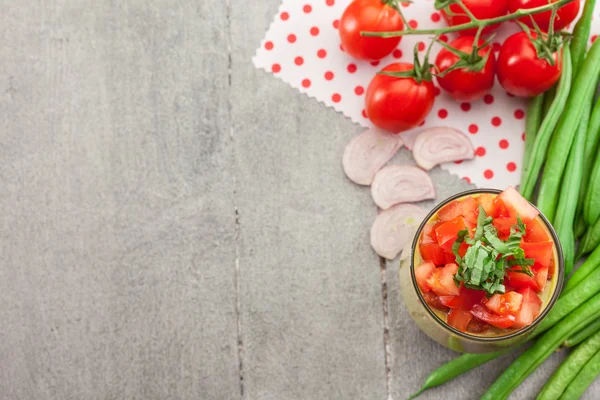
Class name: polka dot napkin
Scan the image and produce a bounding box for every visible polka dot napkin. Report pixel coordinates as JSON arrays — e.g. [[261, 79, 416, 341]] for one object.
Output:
[[253, 0, 596, 189]]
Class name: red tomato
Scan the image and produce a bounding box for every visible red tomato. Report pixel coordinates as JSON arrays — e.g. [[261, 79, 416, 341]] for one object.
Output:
[[485, 291, 523, 316], [435, 36, 496, 101], [521, 241, 553, 269], [441, 0, 509, 36], [493, 197, 510, 218], [426, 263, 461, 296], [447, 308, 473, 333], [467, 318, 492, 334], [499, 186, 539, 222], [476, 194, 496, 216], [497, 32, 562, 97], [439, 288, 486, 310], [507, 266, 543, 292], [339, 0, 404, 61], [422, 221, 444, 243], [420, 242, 450, 266], [415, 262, 436, 292], [470, 304, 516, 328], [512, 287, 542, 328], [438, 197, 479, 225], [422, 291, 450, 312], [508, 0, 580, 31], [365, 63, 436, 133], [535, 266, 549, 292], [493, 217, 516, 240], [524, 219, 549, 243], [435, 216, 468, 252], [438, 200, 462, 222]]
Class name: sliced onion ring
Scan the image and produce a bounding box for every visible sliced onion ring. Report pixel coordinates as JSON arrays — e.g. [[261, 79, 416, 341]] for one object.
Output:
[[412, 127, 475, 171], [342, 129, 404, 186], [371, 165, 436, 210], [370, 204, 427, 260]]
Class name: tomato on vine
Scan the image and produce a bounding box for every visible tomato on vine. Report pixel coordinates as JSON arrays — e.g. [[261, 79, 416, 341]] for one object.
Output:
[[441, 0, 509, 36], [365, 61, 436, 133], [497, 31, 562, 97], [339, 0, 404, 61], [508, 0, 580, 32], [435, 36, 496, 101]]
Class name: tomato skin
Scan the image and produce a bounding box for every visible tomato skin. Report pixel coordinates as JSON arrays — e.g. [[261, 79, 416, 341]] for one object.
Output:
[[420, 242, 451, 266], [365, 63, 436, 133], [441, 0, 509, 36], [476, 194, 496, 216], [471, 304, 516, 328], [507, 266, 548, 292], [422, 291, 450, 312], [499, 186, 539, 222], [426, 263, 461, 296], [467, 318, 491, 334], [513, 287, 542, 328], [439, 288, 486, 310], [447, 308, 473, 332], [521, 241, 553, 269], [415, 262, 436, 292], [497, 32, 562, 97], [524, 218, 549, 243], [435, 36, 496, 101], [485, 291, 523, 315], [435, 216, 468, 252], [508, 0, 580, 31], [339, 0, 404, 61]]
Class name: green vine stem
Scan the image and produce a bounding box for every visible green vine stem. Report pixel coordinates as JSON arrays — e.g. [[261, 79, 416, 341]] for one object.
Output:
[[362, 0, 576, 38]]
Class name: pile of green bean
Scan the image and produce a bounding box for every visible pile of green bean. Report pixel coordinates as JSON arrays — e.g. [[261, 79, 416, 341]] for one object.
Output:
[[410, 1, 600, 398]]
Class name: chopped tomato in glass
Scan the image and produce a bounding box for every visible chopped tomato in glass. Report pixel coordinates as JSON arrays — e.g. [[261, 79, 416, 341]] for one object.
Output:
[[435, 216, 468, 252], [467, 318, 492, 334], [426, 263, 461, 296], [485, 291, 523, 316], [521, 241, 553, 269], [507, 266, 542, 292], [534, 266, 549, 292], [524, 218, 549, 242], [512, 288, 542, 328], [476, 193, 496, 216], [415, 262, 436, 292], [499, 186, 539, 222], [422, 291, 450, 312], [493, 217, 516, 240], [419, 242, 448, 266], [470, 304, 516, 329], [447, 308, 473, 333], [439, 287, 486, 310]]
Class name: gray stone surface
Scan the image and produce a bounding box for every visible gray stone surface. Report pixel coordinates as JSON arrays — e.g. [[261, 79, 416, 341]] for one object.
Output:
[[2, 0, 600, 399]]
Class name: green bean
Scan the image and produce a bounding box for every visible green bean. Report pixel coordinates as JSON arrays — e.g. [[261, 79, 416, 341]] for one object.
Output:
[[565, 319, 600, 348], [537, 40, 600, 223], [520, 47, 573, 201], [574, 215, 587, 239], [554, 104, 590, 275], [539, 329, 600, 400], [536, 266, 600, 334], [563, 245, 600, 295], [579, 218, 600, 257], [408, 350, 507, 399], [481, 294, 600, 400], [559, 349, 600, 399], [578, 86, 600, 213], [570, 0, 597, 76], [542, 85, 557, 118], [521, 95, 545, 188]]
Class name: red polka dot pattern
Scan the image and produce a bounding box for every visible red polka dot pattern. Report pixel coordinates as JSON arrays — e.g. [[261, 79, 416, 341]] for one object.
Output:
[[255, 1, 536, 188]]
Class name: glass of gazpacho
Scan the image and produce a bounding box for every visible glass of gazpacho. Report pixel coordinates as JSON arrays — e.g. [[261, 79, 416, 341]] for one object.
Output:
[[399, 188, 564, 354]]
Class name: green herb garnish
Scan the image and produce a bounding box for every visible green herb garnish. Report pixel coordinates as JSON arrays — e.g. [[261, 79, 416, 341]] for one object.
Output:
[[452, 205, 535, 296]]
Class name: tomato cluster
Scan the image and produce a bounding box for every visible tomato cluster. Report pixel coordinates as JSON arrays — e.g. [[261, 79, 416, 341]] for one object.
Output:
[[339, 0, 579, 134], [415, 189, 554, 334]]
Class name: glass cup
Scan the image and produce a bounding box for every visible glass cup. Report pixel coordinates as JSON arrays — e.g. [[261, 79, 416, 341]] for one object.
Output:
[[399, 189, 564, 354]]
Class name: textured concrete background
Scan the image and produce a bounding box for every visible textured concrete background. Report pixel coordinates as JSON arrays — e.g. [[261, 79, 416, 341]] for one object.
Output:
[[0, 0, 598, 399]]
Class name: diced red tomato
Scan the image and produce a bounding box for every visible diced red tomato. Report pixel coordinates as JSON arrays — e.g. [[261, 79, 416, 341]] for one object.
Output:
[[493, 216, 517, 240], [447, 308, 473, 333], [422, 221, 443, 244], [467, 318, 492, 334], [438, 200, 462, 222], [470, 304, 516, 329], [507, 266, 542, 292], [435, 216, 468, 252], [485, 291, 523, 316], [499, 186, 539, 222], [439, 287, 486, 310], [534, 266, 549, 292], [422, 291, 450, 312], [460, 197, 479, 226], [426, 263, 461, 296], [521, 241, 553, 269], [420, 242, 449, 266], [476, 194, 496, 216], [493, 196, 510, 218], [524, 218, 549, 243], [415, 262, 436, 292], [512, 288, 542, 329]]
